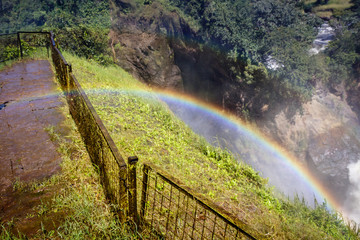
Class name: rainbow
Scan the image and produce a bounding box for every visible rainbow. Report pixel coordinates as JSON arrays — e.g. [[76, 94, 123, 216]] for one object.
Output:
[[85, 87, 344, 214], [154, 89, 342, 209]]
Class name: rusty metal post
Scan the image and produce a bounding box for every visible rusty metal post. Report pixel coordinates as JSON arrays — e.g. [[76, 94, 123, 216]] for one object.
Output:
[[140, 164, 150, 224], [17, 32, 23, 58], [127, 156, 139, 226], [118, 166, 128, 222]]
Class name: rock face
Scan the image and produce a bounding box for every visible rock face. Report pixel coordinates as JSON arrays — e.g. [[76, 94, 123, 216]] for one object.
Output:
[[109, 1, 196, 90], [260, 84, 360, 201], [110, 30, 183, 89]]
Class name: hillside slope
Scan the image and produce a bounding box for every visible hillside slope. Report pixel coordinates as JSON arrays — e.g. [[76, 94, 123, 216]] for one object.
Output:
[[65, 52, 359, 239]]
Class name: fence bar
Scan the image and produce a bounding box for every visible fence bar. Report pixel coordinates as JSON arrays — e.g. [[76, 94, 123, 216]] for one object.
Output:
[[17, 32, 23, 58], [48, 32, 129, 221], [127, 156, 139, 226], [140, 164, 150, 223]]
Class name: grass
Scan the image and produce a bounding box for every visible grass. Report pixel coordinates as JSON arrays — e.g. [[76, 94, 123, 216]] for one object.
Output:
[[64, 52, 360, 240], [304, 0, 353, 18]]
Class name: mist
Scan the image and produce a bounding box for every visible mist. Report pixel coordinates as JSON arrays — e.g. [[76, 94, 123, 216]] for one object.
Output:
[[160, 96, 325, 205], [345, 160, 360, 223], [159, 94, 359, 223]]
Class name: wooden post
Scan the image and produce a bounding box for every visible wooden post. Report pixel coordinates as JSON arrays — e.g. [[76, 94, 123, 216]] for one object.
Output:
[[127, 156, 139, 226]]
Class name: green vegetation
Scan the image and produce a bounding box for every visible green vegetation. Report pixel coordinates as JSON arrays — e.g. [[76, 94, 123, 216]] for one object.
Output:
[[115, 0, 325, 117], [65, 52, 359, 239], [326, 0, 360, 88], [0, 0, 112, 64], [166, 0, 323, 103], [1, 0, 360, 238]]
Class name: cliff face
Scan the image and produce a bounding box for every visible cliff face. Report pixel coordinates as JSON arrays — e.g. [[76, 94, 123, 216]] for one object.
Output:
[[109, 1, 194, 90], [110, 29, 183, 89]]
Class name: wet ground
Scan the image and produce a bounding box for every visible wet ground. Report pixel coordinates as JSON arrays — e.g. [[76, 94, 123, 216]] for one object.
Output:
[[0, 60, 66, 235]]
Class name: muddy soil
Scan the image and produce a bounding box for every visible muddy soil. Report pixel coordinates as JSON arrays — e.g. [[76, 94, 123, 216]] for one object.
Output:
[[0, 60, 66, 236]]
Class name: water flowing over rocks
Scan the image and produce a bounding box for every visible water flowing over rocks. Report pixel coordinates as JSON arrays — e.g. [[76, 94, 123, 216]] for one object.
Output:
[[309, 23, 335, 55]]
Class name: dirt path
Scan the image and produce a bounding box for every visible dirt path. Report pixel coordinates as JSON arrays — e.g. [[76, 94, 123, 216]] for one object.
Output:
[[0, 60, 66, 234]]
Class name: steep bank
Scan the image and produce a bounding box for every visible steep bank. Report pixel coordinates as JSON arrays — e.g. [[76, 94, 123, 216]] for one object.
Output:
[[109, 0, 360, 222]]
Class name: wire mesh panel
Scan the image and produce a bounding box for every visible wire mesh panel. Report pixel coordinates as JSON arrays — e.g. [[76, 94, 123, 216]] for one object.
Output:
[[67, 72, 128, 217], [0, 33, 19, 62], [51, 46, 69, 91], [18, 32, 50, 48], [138, 164, 257, 240]]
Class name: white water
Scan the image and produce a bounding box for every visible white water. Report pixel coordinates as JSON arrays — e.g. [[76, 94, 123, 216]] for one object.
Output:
[[309, 23, 335, 55], [345, 160, 360, 223]]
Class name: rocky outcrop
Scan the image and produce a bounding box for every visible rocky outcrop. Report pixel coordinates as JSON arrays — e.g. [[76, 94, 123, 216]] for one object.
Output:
[[109, 1, 197, 90], [109, 1, 271, 118], [110, 30, 183, 89], [260, 83, 360, 202]]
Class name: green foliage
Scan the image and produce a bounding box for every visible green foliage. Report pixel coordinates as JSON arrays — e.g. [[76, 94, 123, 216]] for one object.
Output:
[[53, 26, 112, 65], [166, 0, 324, 107], [2, 45, 18, 61], [326, 3, 360, 87], [0, 0, 110, 33], [0, 0, 111, 65]]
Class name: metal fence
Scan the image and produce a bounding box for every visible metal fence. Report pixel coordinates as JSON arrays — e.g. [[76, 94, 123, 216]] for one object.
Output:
[[135, 163, 258, 240], [0, 32, 51, 63], [1, 32, 259, 239]]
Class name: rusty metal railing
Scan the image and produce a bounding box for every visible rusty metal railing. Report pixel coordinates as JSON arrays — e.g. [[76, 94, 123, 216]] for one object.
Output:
[[0, 32, 51, 63]]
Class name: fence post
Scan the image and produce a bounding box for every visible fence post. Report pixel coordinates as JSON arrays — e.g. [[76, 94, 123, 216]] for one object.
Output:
[[17, 32, 23, 58], [140, 164, 150, 225], [127, 156, 139, 227]]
